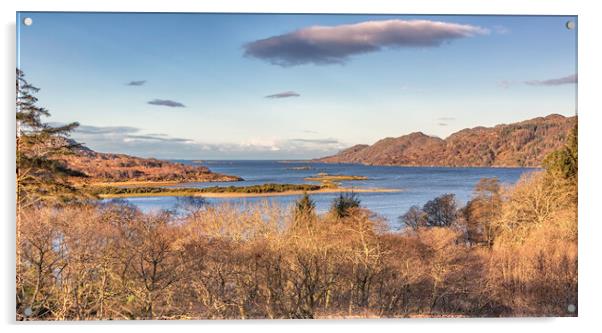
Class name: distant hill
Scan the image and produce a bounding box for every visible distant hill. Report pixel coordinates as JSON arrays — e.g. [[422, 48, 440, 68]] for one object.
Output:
[[315, 114, 576, 167], [56, 141, 242, 184]]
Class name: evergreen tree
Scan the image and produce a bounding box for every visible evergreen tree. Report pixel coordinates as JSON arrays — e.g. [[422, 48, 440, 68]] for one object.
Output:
[[16, 69, 82, 207], [294, 192, 316, 225], [330, 192, 361, 218], [543, 123, 578, 182]]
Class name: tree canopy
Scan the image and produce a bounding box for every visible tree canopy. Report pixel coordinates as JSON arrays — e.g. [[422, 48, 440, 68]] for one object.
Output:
[[16, 69, 83, 207]]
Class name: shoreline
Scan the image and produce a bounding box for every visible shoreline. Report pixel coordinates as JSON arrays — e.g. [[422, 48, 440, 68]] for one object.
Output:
[[304, 175, 368, 182], [188, 160, 542, 170], [98, 187, 401, 199], [92, 180, 182, 187], [91, 179, 240, 187], [306, 161, 542, 169]]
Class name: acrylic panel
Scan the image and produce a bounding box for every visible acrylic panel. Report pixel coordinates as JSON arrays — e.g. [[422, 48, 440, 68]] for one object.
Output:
[[16, 12, 577, 320]]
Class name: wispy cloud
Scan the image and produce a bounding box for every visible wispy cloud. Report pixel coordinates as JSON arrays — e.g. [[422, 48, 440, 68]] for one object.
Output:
[[498, 74, 577, 89], [492, 25, 510, 35], [75, 125, 139, 135], [147, 99, 186, 108], [436, 117, 455, 126], [70, 124, 191, 143], [289, 138, 340, 144], [126, 80, 146, 86], [124, 135, 193, 143], [227, 137, 346, 154], [524, 74, 577, 86], [67, 124, 345, 159], [66, 124, 203, 158], [497, 80, 516, 89], [244, 19, 488, 66], [265, 91, 300, 98]]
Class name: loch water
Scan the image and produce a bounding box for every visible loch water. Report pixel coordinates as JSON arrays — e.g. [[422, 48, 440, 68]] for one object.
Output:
[[112, 160, 535, 228]]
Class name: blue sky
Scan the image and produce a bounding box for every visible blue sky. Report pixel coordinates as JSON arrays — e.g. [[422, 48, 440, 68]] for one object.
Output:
[[17, 13, 577, 159]]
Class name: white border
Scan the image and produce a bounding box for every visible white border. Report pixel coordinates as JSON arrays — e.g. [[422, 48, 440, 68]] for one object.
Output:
[[2, 1, 600, 332]]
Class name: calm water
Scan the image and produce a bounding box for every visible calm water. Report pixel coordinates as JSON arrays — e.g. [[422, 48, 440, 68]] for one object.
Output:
[[113, 161, 535, 228]]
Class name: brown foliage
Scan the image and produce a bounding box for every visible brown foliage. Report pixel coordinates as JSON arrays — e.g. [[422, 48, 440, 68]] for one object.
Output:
[[57, 147, 241, 184], [461, 178, 503, 246], [316, 114, 576, 167], [17, 168, 577, 320]]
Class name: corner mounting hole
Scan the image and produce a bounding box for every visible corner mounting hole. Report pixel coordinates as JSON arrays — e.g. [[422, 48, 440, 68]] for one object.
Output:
[[566, 21, 575, 30]]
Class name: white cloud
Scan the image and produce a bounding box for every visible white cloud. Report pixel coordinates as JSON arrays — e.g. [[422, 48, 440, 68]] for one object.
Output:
[[67, 124, 346, 159]]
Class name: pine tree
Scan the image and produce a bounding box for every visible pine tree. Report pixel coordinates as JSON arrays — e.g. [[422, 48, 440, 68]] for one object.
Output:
[[16, 69, 83, 207], [330, 192, 360, 218], [543, 123, 577, 182], [294, 192, 316, 225]]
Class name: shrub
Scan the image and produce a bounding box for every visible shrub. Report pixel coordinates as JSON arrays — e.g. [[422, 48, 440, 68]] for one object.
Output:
[[330, 192, 361, 218]]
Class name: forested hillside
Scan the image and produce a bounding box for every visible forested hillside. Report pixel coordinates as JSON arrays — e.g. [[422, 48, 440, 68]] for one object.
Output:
[[316, 114, 576, 167], [56, 142, 241, 184]]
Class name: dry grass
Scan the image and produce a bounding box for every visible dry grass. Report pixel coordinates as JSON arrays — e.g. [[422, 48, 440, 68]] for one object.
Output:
[[96, 187, 401, 199], [16, 171, 577, 320]]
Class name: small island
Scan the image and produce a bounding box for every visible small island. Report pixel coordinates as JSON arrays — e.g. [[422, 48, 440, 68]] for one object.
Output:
[[91, 183, 399, 199], [304, 173, 369, 182], [286, 165, 314, 171]]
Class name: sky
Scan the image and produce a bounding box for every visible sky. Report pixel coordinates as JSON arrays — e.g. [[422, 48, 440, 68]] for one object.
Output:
[[17, 13, 577, 159]]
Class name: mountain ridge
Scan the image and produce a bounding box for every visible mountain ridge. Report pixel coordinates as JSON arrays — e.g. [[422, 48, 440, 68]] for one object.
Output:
[[314, 114, 576, 167]]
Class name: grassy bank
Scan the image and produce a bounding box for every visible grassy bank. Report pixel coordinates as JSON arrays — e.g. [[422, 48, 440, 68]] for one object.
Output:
[[90, 177, 242, 187], [305, 174, 368, 182], [91, 183, 400, 199]]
